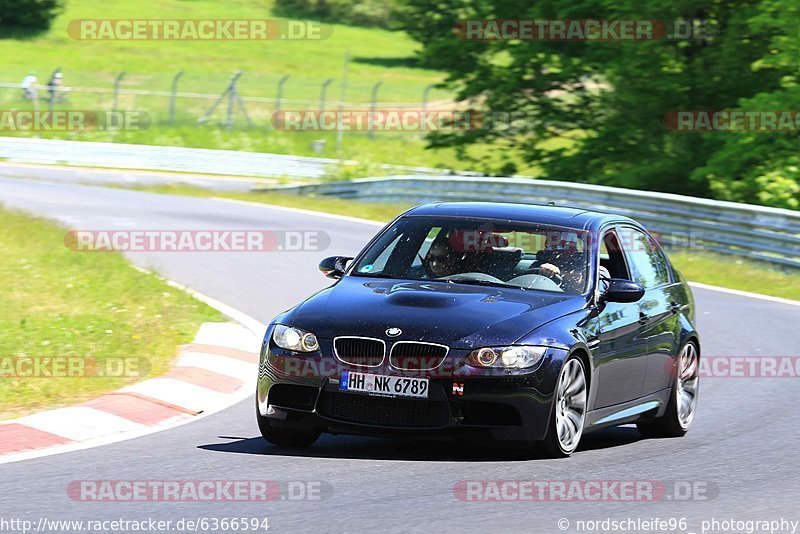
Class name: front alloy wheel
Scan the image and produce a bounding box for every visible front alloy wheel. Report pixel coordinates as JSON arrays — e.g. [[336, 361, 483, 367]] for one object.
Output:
[[542, 356, 587, 457]]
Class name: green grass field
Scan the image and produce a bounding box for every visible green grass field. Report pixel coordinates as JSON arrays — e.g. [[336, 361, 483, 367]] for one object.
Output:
[[118, 183, 800, 301], [0, 206, 221, 419], [0, 0, 448, 103]]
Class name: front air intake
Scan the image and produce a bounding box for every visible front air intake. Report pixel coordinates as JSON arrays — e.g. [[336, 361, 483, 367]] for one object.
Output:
[[333, 336, 386, 367]]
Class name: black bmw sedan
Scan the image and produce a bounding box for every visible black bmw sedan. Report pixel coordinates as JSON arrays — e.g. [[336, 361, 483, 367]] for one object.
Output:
[[256, 202, 700, 457]]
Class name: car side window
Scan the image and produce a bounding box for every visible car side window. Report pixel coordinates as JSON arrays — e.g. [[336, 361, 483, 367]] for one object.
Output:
[[619, 227, 670, 289], [648, 238, 672, 286]]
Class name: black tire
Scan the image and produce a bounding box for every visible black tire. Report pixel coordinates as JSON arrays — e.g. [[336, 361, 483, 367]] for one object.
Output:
[[637, 341, 699, 439], [540, 356, 588, 458], [256, 399, 320, 447]]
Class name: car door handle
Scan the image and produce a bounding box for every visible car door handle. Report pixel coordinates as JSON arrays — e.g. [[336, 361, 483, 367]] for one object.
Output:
[[638, 312, 650, 325], [670, 302, 682, 314]]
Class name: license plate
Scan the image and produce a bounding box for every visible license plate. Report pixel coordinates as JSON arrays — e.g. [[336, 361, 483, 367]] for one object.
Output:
[[339, 371, 429, 399]]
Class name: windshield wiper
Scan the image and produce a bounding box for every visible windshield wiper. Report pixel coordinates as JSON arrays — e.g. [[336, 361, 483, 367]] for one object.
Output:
[[444, 277, 525, 290]]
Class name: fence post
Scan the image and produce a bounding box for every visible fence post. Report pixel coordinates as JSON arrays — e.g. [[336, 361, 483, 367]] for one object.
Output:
[[168, 71, 184, 124], [112, 72, 126, 112], [198, 71, 251, 130], [319, 78, 334, 113], [368, 81, 383, 139], [227, 78, 236, 131], [275, 75, 290, 117]]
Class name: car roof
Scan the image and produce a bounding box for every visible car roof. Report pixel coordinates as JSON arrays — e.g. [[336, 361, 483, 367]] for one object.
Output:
[[403, 202, 637, 231]]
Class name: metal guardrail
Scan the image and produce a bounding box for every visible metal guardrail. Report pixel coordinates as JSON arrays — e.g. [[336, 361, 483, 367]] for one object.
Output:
[[271, 175, 800, 269], [0, 137, 462, 180], [0, 137, 337, 179]]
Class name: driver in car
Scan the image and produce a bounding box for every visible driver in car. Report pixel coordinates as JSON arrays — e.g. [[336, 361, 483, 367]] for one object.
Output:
[[535, 232, 586, 288], [538, 262, 562, 280], [423, 238, 462, 278]]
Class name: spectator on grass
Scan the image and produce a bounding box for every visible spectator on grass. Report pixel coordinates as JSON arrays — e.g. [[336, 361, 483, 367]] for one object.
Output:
[[21, 70, 38, 100]]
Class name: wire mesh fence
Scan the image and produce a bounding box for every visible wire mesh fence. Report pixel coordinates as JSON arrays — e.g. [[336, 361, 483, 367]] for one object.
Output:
[[1, 68, 454, 132]]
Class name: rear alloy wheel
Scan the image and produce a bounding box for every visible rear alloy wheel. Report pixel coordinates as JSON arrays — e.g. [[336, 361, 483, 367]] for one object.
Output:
[[542, 356, 587, 458], [256, 399, 320, 447], [638, 342, 699, 438]]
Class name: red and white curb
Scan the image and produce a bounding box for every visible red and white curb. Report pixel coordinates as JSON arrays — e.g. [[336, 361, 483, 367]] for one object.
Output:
[[0, 321, 263, 465]]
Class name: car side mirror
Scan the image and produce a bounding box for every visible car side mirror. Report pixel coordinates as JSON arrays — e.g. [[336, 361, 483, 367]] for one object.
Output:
[[601, 278, 645, 303], [319, 256, 353, 279]]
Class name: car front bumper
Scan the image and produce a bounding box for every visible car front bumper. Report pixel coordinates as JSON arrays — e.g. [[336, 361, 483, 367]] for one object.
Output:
[[256, 341, 565, 443]]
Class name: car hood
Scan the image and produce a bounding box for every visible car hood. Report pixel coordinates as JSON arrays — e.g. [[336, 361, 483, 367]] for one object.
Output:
[[287, 277, 587, 349]]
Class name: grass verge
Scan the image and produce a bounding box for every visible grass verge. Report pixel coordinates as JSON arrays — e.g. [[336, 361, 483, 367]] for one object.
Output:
[[668, 251, 800, 301], [0, 206, 222, 420], [119, 182, 800, 301]]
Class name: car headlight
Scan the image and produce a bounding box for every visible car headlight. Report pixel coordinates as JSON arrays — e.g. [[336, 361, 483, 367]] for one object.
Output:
[[272, 325, 319, 352], [466, 346, 546, 369]]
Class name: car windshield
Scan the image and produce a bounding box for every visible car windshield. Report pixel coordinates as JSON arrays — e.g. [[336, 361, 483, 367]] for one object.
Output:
[[351, 216, 590, 294]]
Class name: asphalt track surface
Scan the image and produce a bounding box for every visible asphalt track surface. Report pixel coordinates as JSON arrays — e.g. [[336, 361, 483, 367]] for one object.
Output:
[[1, 176, 799, 533], [0, 162, 269, 192]]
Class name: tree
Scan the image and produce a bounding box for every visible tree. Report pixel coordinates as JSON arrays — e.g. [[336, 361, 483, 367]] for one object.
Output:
[[0, 0, 63, 33], [397, 0, 797, 206], [692, 0, 800, 208]]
